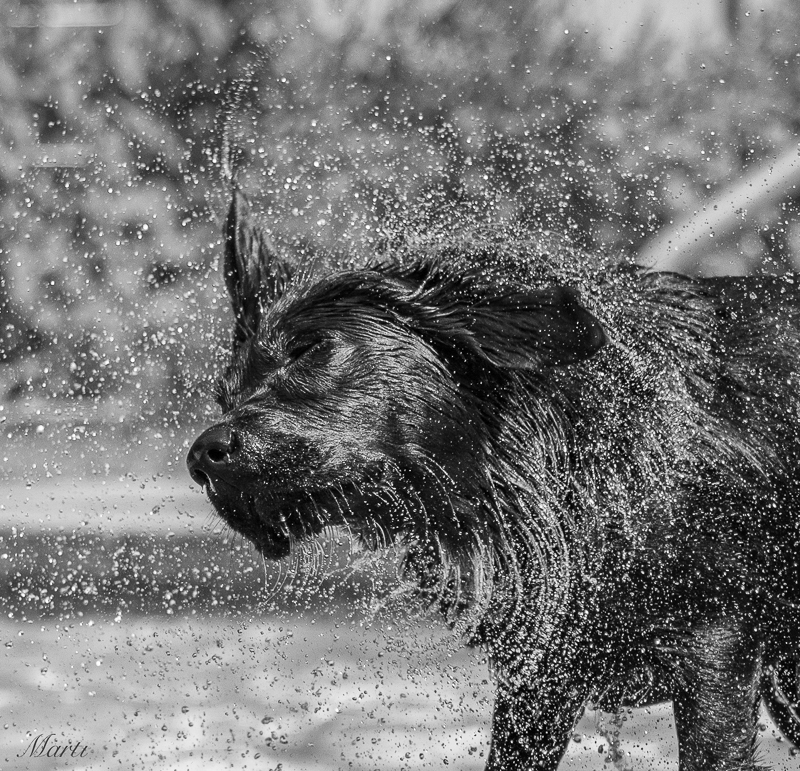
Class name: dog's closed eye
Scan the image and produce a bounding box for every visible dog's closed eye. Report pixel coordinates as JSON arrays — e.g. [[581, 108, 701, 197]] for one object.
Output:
[[287, 339, 332, 363], [288, 341, 319, 361]]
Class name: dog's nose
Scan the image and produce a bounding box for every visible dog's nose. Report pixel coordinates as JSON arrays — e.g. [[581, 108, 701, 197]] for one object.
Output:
[[187, 425, 238, 487]]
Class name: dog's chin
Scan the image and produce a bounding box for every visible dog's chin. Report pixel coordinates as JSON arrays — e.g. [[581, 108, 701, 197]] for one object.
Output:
[[203, 473, 409, 562], [250, 531, 294, 560], [202, 479, 338, 561]]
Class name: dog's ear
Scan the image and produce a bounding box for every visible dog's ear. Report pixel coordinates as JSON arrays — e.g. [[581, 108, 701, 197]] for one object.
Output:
[[382, 266, 606, 369], [457, 284, 607, 368], [224, 188, 292, 341]]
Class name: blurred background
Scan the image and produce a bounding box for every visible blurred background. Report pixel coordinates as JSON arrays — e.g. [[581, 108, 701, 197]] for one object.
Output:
[[2, 1, 800, 769], [3, 0, 800, 438]]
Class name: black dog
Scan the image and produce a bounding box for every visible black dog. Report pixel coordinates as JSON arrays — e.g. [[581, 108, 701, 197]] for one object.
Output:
[[188, 187, 800, 770]]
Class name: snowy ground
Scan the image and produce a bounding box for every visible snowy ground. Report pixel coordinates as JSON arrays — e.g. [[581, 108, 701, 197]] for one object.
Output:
[[1, 613, 796, 771], [1, 476, 797, 770]]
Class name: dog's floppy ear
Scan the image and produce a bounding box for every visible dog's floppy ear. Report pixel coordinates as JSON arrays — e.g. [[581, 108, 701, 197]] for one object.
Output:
[[223, 188, 292, 341], [458, 284, 606, 368], [386, 265, 606, 369]]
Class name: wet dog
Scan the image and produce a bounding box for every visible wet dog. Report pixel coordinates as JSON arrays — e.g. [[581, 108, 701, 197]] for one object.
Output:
[[188, 187, 800, 770]]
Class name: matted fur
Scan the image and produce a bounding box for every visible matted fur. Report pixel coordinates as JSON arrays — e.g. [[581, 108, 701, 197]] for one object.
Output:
[[188, 189, 800, 770]]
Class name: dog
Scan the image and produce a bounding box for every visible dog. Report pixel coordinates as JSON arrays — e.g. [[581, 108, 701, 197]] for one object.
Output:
[[187, 187, 800, 770]]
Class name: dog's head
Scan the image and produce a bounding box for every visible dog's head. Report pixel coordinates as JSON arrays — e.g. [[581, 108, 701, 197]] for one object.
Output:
[[187, 189, 606, 566]]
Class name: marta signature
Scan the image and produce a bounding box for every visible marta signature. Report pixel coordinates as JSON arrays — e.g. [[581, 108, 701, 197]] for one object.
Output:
[[18, 734, 90, 759]]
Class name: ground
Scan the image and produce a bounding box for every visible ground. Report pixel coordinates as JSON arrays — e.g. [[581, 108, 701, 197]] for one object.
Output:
[[0, 478, 797, 770], [1, 614, 796, 770]]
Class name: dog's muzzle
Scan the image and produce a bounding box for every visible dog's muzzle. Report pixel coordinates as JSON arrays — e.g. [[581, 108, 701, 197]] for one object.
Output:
[[187, 424, 239, 489]]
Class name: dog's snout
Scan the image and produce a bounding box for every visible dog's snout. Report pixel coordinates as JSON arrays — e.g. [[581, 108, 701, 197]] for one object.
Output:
[[187, 425, 238, 487]]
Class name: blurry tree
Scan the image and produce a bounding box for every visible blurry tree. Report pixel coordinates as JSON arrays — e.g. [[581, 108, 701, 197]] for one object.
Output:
[[0, 0, 798, 428]]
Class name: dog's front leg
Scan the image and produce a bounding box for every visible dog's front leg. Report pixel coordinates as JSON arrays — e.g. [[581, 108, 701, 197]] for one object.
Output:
[[486, 674, 586, 771], [672, 619, 763, 771]]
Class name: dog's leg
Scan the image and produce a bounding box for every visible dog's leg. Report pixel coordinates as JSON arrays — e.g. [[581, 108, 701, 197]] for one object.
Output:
[[672, 620, 764, 771], [486, 674, 586, 771]]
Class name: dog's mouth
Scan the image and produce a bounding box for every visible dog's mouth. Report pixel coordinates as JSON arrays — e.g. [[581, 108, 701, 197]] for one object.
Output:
[[197, 471, 402, 560], [198, 477, 321, 559]]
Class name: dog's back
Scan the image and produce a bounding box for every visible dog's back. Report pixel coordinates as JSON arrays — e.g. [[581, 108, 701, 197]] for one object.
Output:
[[683, 274, 800, 609]]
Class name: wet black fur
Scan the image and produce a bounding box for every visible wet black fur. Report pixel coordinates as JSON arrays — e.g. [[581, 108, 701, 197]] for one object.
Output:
[[188, 189, 800, 770]]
